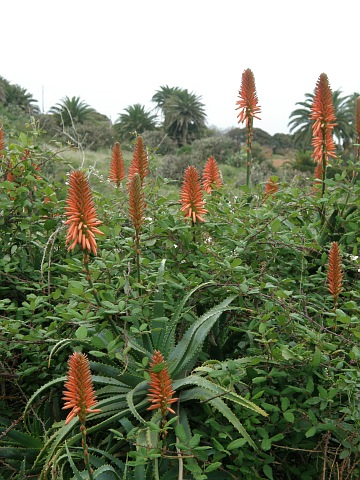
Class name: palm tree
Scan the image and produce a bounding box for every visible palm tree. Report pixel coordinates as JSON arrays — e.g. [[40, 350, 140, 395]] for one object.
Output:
[[50, 96, 96, 127], [0, 76, 39, 114], [288, 93, 314, 149], [162, 89, 207, 146], [152, 85, 182, 116], [114, 104, 157, 141], [288, 90, 355, 151], [342, 92, 360, 149], [331, 90, 354, 149]]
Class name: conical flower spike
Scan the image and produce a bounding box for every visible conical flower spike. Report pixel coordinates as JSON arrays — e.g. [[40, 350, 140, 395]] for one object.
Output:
[[202, 156, 223, 194], [310, 73, 337, 164], [128, 136, 148, 185], [129, 172, 145, 239], [147, 350, 178, 417], [62, 352, 101, 424], [65, 170, 104, 255], [180, 165, 208, 223], [236, 68, 261, 187], [236, 68, 261, 127], [327, 241, 343, 306], [263, 177, 278, 202], [109, 142, 125, 187]]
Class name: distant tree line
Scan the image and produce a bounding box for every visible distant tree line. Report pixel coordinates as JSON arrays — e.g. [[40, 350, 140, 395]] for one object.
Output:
[[1, 75, 359, 157]]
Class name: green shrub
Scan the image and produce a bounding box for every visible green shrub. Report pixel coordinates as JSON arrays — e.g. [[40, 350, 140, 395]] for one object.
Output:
[[191, 135, 238, 163], [0, 124, 360, 479]]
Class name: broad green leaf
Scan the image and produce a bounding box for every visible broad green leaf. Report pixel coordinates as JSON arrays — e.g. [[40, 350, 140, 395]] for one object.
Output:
[[75, 325, 87, 340], [227, 438, 247, 450], [169, 295, 236, 376], [263, 464, 274, 480], [205, 461, 222, 472], [305, 426, 317, 438], [175, 423, 188, 443], [283, 411, 295, 423]]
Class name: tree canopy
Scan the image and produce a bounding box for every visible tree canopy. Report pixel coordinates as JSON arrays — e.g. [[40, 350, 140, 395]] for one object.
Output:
[[114, 103, 158, 141], [288, 89, 358, 150], [50, 96, 97, 127], [157, 87, 207, 146], [0, 76, 39, 114]]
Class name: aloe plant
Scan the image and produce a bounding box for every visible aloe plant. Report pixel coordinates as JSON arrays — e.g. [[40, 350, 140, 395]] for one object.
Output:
[[19, 263, 267, 478]]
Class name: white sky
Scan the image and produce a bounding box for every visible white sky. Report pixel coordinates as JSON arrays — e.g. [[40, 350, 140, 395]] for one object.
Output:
[[2, 0, 359, 135]]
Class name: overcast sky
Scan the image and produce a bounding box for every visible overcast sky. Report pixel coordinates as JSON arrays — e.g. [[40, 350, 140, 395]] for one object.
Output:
[[2, 0, 359, 135]]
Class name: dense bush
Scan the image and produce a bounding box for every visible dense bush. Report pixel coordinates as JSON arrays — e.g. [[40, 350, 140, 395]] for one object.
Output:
[[226, 127, 274, 148], [36, 114, 115, 150], [190, 135, 238, 163], [0, 122, 359, 480], [141, 130, 177, 156]]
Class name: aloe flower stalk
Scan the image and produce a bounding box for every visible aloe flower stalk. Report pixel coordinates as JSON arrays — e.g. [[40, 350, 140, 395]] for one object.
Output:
[[63, 352, 101, 479], [128, 172, 145, 282], [180, 165, 208, 224], [109, 142, 125, 187], [147, 350, 178, 419], [63, 352, 101, 424], [327, 241, 343, 308], [202, 156, 223, 194], [313, 161, 324, 194], [262, 177, 278, 202], [128, 135, 148, 185], [310, 73, 337, 198], [236, 68, 261, 187], [65, 170, 104, 256]]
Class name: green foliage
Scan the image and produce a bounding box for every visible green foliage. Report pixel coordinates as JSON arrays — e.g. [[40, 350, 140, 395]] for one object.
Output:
[[291, 149, 314, 172], [0, 75, 39, 114], [114, 104, 158, 142], [50, 96, 98, 127], [288, 89, 359, 152], [141, 130, 177, 156], [226, 127, 274, 147], [160, 88, 207, 146], [0, 122, 360, 479], [190, 135, 238, 163]]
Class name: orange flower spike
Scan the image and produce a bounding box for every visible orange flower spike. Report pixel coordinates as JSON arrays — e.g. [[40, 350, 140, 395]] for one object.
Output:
[[128, 136, 148, 185], [129, 173, 145, 235], [146, 350, 178, 417], [202, 156, 223, 194], [64, 170, 104, 255], [236, 68, 261, 127], [62, 352, 101, 425], [327, 241, 343, 305], [310, 73, 337, 163], [109, 142, 125, 187], [180, 166, 208, 223], [263, 177, 278, 202]]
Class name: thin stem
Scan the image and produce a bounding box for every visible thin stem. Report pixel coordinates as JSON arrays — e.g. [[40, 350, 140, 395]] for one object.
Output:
[[319, 126, 327, 225], [135, 232, 141, 283], [80, 423, 94, 480], [175, 400, 184, 480], [246, 117, 253, 187]]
